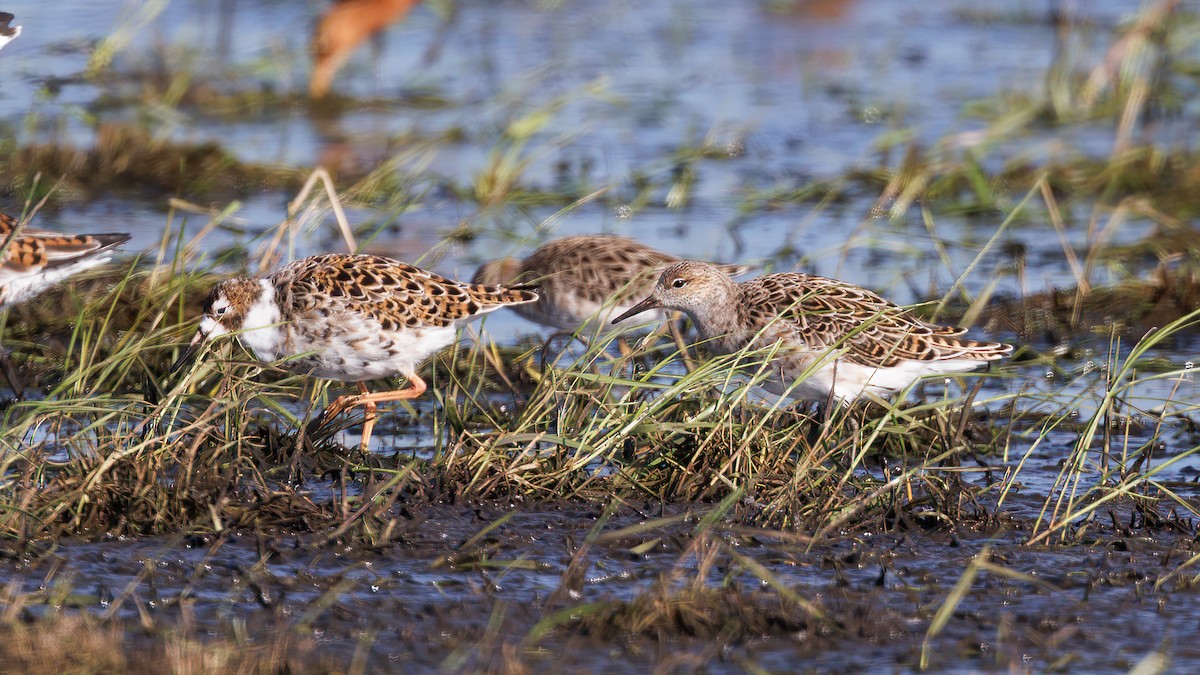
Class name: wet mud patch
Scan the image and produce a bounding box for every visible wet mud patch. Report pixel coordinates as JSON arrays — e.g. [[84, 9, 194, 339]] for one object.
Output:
[[0, 496, 1193, 671]]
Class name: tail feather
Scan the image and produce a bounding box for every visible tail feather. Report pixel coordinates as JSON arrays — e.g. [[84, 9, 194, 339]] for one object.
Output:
[[468, 283, 539, 307], [934, 335, 1013, 361], [42, 233, 132, 266], [713, 263, 752, 278], [90, 233, 133, 251], [923, 322, 969, 337], [501, 284, 540, 305]]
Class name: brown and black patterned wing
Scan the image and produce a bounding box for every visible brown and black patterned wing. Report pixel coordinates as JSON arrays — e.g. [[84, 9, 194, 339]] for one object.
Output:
[[739, 273, 1010, 368], [521, 235, 751, 306], [275, 254, 537, 332], [516, 235, 674, 305], [0, 211, 130, 274]]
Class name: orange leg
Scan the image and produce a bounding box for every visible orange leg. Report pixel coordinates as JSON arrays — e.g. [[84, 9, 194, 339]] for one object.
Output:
[[321, 375, 428, 451]]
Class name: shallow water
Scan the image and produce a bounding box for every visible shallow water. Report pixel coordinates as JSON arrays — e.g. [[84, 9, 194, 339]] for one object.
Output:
[[1, 0, 1169, 324], [1, 0, 1199, 670]]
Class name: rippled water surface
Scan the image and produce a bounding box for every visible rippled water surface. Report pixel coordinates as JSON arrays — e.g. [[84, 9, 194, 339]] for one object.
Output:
[[3, 0, 1168, 306]]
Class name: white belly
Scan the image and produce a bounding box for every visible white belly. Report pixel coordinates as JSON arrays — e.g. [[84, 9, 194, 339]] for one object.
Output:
[[761, 356, 992, 403], [285, 325, 458, 382], [232, 283, 460, 383], [0, 255, 114, 309]]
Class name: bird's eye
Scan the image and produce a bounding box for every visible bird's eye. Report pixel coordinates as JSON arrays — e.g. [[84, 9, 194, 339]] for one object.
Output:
[[671, 278, 687, 288], [213, 305, 229, 316]]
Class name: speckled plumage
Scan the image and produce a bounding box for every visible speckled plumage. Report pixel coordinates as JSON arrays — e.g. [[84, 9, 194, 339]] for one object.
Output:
[[613, 261, 1013, 402], [472, 234, 748, 332], [186, 253, 538, 449], [0, 211, 131, 310]]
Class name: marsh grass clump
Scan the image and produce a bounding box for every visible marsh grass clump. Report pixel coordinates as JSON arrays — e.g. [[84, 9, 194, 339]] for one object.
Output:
[[1020, 309, 1200, 545], [0, 615, 131, 673], [746, 3, 1200, 222], [577, 582, 822, 643], [977, 262, 1200, 340], [0, 243, 1021, 544], [410, 332, 1019, 534], [1, 261, 214, 387], [0, 123, 302, 200], [1, 375, 327, 538]]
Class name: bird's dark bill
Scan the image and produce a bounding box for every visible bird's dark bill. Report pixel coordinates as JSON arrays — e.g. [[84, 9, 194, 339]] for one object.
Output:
[[170, 329, 207, 374], [611, 296, 662, 324]]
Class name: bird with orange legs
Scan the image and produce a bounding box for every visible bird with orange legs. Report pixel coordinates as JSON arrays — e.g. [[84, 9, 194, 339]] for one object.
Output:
[[310, 0, 422, 98], [177, 253, 538, 452]]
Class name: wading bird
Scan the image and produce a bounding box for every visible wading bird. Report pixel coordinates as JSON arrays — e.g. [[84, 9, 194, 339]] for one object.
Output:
[[472, 234, 748, 335], [0, 211, 131, 392], [613, 261, 1012, 403], [180, 253, 538, 451], [0, 213, 130, 310], [310, 0, 422, 98], [0, 13, 20, 52]]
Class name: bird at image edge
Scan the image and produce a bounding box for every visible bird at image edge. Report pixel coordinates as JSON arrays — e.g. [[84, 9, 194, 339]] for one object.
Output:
[[0, 212, 130, 311], [0, 13, 20, 52], [0, 210, 130, 394]]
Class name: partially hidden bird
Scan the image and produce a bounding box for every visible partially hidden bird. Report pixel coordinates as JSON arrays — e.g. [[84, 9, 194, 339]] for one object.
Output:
[[0, 210, 131, 393], [0, 13, 20, 52], [472, 234, 748, 334], [0, 212, 130, 311]]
